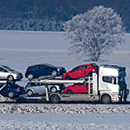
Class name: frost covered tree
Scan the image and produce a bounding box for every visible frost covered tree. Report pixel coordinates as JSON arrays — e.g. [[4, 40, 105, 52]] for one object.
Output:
[[63, 6, 126, 61]]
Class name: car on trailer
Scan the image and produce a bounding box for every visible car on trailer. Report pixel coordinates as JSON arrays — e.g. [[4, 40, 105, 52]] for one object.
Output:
[[25, 82, 65, 97], [63, 83, 89, 94], [62, 63, 98, 80], [0, 83, 24, 98], [25, 64, 66, 80], [0, 65, 23, 82]]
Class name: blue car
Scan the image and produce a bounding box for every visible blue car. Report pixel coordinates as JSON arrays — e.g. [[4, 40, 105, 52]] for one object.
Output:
[[0, 83, 24, 98], [25, 64, 66, 80]]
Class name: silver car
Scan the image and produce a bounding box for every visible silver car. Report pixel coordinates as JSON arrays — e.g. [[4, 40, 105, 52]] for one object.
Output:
[[25, 82, 65, 96], [0, 65, 23, 81]]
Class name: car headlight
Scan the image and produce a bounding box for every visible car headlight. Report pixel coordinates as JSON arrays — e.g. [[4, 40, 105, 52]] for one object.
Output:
[[57, 68, 60, 72]]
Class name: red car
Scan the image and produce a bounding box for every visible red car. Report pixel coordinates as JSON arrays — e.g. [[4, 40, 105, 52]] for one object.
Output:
[[64, 83, 89, 94], [62, 63, 98, 80]]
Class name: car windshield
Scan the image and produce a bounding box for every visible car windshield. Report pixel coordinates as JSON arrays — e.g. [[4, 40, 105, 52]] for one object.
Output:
[[91, 63, 98, 67], [2, 65, 15, 71], [45, 64, 56, 68]]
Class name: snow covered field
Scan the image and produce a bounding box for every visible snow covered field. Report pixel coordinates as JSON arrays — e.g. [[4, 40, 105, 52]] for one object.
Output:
[[0, 30, 130, 129]]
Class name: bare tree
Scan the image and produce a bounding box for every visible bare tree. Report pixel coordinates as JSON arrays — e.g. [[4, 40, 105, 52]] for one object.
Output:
[[63, 6, 126, 61]]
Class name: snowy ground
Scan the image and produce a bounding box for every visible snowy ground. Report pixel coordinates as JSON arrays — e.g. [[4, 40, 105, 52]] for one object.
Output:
[[0, 30, 130, 129], [0, 113, 130, 130]]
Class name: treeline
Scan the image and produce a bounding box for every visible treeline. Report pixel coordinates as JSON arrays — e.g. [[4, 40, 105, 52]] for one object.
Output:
[[0, 0, 130, 32]]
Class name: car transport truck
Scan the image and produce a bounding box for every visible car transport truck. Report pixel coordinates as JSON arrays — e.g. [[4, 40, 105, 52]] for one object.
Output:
[[24, 64, 129, 104]]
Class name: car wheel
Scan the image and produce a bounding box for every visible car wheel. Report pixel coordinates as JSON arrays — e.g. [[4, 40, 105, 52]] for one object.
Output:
[[7, 75, 14, 81], [28, 74, 33, 80], [50, 87, 57, 93], [66, 89, 73, 94], [49, 94, 60, 103], [8, 91, 14, 98], [27, 90, 33, 97], [88, 72, 93, 76], [65, 76, 71, 80], [101, 95, 111, 104], [52, 70, 57, 76]]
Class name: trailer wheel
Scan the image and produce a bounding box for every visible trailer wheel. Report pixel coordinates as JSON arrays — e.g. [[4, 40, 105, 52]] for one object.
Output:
[[101, 94, 111, 104], [49, 94, 60, 103]]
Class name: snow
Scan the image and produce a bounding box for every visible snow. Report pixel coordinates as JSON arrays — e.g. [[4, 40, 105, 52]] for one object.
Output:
[[0, 113, 130, 130], [0, 30, 130, 129]]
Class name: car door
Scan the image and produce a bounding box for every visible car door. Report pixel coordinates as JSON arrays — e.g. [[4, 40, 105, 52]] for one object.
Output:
[[71, 83, 88, 93], [39, 65, 49, 76], [30, 65, 40, 78], [69, 66, 82, 79], [34, 82, 46, 95], [0, 67, 9, 79], [81, 65, 89, 77]]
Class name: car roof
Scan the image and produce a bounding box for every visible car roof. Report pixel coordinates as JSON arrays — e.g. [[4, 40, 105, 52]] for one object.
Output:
[[28, 63, 56, 68], [74, 63, 96, 68]]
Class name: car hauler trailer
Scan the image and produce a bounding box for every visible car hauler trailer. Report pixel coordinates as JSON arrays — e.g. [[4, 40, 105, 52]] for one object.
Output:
[[25, 65, 129, 104]]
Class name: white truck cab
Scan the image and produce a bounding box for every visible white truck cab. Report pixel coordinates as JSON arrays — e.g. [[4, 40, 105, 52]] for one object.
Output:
[[99, 65, 128, 103]]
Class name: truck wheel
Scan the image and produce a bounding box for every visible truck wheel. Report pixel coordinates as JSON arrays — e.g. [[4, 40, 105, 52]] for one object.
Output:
[[49, 94, 60, 103], [101, 95, 111, 104], [66, 89, 73, 94]]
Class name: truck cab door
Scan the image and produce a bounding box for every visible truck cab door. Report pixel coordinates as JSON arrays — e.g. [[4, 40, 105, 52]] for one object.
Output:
[[100, 76, 119, 93]]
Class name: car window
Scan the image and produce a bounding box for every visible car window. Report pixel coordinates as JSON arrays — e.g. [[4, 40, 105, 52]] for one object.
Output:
[[82, 65, 89, 69], [30, 82, 45, 86], [39, 65, 47, 70], [0, 67, 8, 72], [91, 63, 98, 67], [2, 66, 15, 71], [0, 83, 4, 88], [31, 66, 39, 71], [72, 66, 80, 72]]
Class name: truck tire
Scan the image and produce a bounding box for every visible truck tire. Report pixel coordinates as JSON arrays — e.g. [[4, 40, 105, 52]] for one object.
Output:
[[101, 94, 111, 104], [49, 94, 60, 103]]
